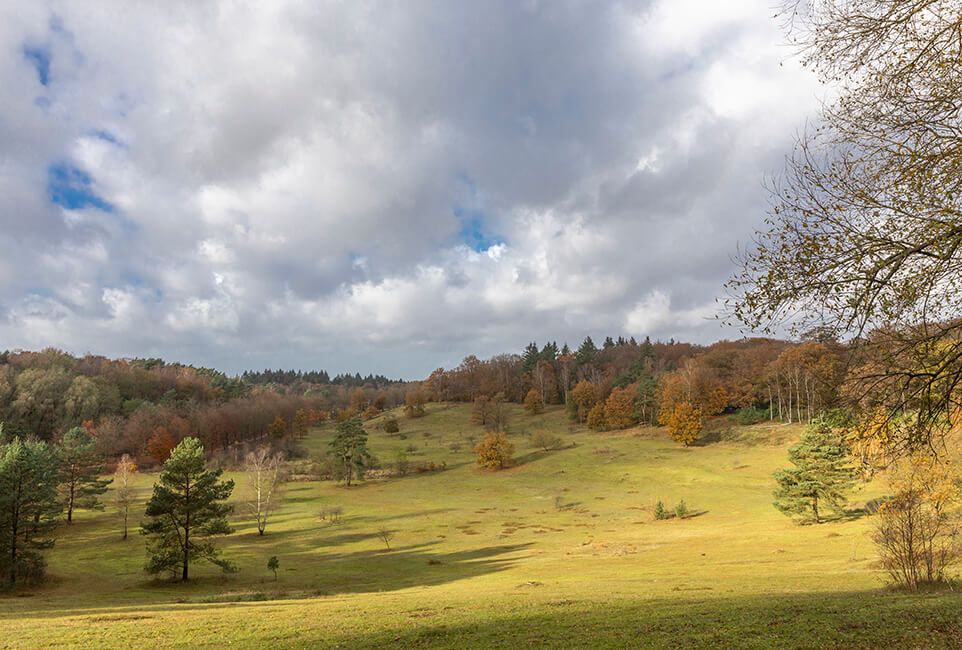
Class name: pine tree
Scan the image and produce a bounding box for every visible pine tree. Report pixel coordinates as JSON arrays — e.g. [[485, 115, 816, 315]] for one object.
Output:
[[0, 437, 61, 587], [576, 337, 598, 368], [142, 438, 235, 581], [57, 427, 112, 523], [328, 416, 370, 487], [773, 421, 854, 524], [521, 342, 540, 375]]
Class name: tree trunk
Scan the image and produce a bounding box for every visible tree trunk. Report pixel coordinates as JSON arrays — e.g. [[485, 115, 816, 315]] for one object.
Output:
[[182, 483, 190, 581], [67, 479, 75, 523], [812, 494, 819, 524]]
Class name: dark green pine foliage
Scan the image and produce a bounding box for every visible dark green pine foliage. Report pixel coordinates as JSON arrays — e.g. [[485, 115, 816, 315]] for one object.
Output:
[[57, 427, 112, 523], [773, 421, 854, 524], [575, 336, 598, 368], [603, 336, 615, 349], [539, 341, 558, 362], [329, 416, 371, 487], [521, 342, 540, 376], [0, 437, 61, 587], [141, 438, 235, 581]]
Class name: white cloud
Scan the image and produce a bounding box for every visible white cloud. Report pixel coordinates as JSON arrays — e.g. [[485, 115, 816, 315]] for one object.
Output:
[[0, 0, 820, 377]]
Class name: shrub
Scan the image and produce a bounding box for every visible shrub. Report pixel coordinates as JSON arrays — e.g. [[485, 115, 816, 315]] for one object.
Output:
[[872, 455, 961, 590], [393, 449, 410, 476], [524, 389, 544, 414], [674, 500, 690, 519], [654, 500, 669, 520], [384, 417, 400, 434], [586, 403, 607, 431], [735, 405, 767, 425], [474, 432, 515, 470], [531, 430, 563, 451], [317, 505, 344, 524]]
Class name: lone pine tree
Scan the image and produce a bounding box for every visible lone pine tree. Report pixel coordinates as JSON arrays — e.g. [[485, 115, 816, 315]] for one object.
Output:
[[773, 421, 854, 524], [328, 416, 370, 486], [141, 438, 235, 581]]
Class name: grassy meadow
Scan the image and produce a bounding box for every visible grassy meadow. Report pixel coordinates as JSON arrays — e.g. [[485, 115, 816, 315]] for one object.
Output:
[[2, 404, 962, 648]]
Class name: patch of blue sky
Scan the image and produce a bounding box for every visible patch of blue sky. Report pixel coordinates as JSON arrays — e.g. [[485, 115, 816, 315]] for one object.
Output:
[[48, 163, 114, 212], [89, 129, 125, 147], [23, 44, 51, 86], [454, 207, 505, 253]]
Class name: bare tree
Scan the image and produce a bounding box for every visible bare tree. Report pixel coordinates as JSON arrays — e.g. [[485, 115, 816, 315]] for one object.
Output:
[[377, 527, 395, 551], [113, 454, 137, 540], [728, 1, 962, 454], [245, 447, 285, 536]]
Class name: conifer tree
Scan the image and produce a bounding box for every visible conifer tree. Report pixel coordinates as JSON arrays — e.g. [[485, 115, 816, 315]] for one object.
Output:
[[0, 437, 61, 587], [773, 421, 854, 524], [142, 438, 235, 581], [57, 427, 111, 523], [328, 416, 370, 487]]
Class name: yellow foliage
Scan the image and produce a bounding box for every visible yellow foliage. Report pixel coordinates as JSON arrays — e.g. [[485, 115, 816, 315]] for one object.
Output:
[[474, 432, 515, 470], [603, 386, 635, 429], [658, 400, 701, 446]]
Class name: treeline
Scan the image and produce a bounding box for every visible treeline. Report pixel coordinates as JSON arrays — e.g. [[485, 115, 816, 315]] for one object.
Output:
[[425, 334, 847, 443], [0, 349, 416, 465], [241, 368, 402, 388]]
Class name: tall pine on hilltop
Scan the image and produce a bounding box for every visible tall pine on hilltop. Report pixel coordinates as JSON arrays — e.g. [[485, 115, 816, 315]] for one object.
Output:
[[141, 438, 235, 581], [773, 421, 854, 524]]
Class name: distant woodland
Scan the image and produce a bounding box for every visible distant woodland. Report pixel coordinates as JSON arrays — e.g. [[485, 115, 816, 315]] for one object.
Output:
[[0, 332, 856, 466]]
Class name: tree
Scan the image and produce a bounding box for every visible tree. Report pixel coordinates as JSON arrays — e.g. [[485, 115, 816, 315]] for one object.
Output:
[[113, 454, 137, 540], [147, 426, 177, 465], [245, 447, 284, 535], [403, 390, 427, 418], [57, 427, 112, 523], [728, 1, 962, 454], [474, 432, 515, 470], [523, 389, 544, 414], [292, 408, 310, 439], [268, 415, 287, 441], [571, 380, 599, 424], [586, 403, 606, 431], [141, 438, 235, 581], [267, 555, 279, 581], [773, 421, 854, 524], [328, 417, 370, 487], [872, 454, 961, 590], [0, 438, 61, 587], [658, 400, 701, 446], [604, 386, 636, 430]]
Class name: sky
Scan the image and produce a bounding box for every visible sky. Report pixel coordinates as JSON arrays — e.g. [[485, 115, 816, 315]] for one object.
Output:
[[0, 1, 821, 379]]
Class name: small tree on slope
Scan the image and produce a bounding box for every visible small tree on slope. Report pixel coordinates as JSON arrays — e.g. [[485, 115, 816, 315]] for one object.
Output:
[[773, 421, 854, 524]]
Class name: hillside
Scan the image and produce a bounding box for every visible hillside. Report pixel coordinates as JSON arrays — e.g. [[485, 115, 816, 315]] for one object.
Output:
[[2, 404, 961, 648]]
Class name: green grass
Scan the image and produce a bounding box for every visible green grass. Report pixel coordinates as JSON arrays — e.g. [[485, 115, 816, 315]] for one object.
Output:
[[2, 403, 960, 648]]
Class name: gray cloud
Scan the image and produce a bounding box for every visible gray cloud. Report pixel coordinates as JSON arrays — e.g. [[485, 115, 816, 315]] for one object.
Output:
[[0, 0, 820, 378]]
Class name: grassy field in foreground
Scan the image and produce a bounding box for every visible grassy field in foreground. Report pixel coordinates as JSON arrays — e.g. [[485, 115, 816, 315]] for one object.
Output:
[[2, 403, 961, 648]]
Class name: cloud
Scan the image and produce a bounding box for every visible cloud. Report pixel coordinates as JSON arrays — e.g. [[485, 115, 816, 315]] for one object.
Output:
[[0, 0, 820, 378]]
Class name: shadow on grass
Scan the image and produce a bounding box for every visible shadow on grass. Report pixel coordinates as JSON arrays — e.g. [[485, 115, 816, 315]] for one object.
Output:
[[1, 542, 535, 618], [328, 588, 962, 649]]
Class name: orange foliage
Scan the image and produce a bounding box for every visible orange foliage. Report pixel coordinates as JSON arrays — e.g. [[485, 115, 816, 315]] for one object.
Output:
[[474, 431, 515, 470], [604, 386, 636, 430]]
